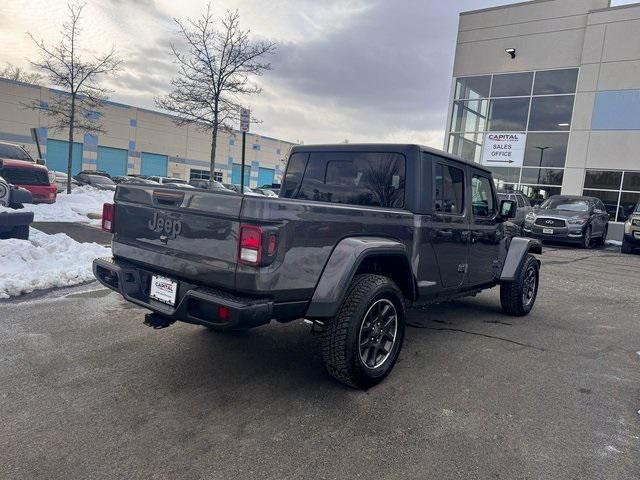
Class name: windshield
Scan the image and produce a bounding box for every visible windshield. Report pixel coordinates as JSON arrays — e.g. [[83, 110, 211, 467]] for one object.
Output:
[[540, 198, 589, 212], [635, 203, 640, 213], [0, 144, 33, 162], [88, 175, 115, 185]]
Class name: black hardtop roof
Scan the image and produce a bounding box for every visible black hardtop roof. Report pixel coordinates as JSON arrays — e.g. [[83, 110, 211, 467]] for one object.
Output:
[[290, 143, 492, 174]]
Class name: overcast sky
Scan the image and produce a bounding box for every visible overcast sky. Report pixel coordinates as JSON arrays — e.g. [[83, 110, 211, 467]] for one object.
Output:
[[0, 0, 635, 147]]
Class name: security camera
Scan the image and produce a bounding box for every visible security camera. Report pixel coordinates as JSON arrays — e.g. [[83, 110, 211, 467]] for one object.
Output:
[[505, 48, 516, 59]]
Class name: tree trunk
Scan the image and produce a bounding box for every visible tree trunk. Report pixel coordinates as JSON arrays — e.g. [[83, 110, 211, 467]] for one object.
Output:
[[66, 95, 75, 194], [209, 123, 218, 190]]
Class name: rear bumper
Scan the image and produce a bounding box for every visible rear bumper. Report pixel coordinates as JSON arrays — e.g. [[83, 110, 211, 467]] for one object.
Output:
[[93, 257, 275, 330], [17, 184, 57, 204], [0, 210, 34, 232]]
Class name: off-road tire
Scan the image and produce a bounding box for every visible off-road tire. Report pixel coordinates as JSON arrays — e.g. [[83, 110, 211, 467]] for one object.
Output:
[[321, 274, 405, 389], [500, 254, 539, 317], [621, 238, 634, 254]]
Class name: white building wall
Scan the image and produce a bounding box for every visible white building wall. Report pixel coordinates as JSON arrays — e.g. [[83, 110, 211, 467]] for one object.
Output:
[[0, 78, 294, 187]]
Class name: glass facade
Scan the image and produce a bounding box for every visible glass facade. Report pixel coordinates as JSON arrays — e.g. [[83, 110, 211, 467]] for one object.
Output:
[[583, 170, 640, 223], [448, 68, 578, 204]]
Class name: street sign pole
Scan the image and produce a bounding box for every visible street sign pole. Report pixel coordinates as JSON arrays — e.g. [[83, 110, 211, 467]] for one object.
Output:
[[240, 108, 250, 191]]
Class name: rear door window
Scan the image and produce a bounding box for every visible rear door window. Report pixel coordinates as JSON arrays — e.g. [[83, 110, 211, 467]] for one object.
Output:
[[516, 194, 525, 207], [292, 152, 406, 208], [433, 163, 465, 214]]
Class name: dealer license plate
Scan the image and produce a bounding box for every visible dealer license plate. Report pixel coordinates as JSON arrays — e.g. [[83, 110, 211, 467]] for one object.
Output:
[[543, 228, 554, 234], [149, 275, 178, 306]]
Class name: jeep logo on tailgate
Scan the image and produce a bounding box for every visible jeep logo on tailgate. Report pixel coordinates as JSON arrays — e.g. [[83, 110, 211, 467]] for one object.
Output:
[[148, 212, 182, 239]]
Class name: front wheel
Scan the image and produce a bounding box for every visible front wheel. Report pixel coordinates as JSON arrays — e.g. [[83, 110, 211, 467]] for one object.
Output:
[[500, 254, 539, 317], [582, 226, 592, 249], [321, 274, 406, 389]]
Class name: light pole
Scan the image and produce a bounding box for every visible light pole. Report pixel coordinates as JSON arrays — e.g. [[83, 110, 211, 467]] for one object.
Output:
[[533, 146, 550, 185]]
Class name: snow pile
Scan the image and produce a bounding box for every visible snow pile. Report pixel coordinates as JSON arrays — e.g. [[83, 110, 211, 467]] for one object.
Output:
[[0, 229, 110, 298], [606, 240, 623, 247], [0, 186, 114, 224]]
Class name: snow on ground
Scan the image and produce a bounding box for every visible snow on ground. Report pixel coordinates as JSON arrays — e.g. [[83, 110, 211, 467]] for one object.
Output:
[[606, 240, 623, 247], [0, 186, 113, 224], [0, 228, 110, 299]]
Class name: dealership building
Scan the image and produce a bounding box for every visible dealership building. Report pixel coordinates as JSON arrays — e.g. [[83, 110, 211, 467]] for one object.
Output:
[[446, 0, 640, 239], [0, 77, 294, 187]]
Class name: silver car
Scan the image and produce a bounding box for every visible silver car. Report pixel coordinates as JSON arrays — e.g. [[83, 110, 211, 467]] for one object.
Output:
[[497, 191, 533, 226]]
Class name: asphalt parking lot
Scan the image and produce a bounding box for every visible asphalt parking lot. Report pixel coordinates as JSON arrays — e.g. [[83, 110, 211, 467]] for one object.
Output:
[[1, 245, 639, 479]]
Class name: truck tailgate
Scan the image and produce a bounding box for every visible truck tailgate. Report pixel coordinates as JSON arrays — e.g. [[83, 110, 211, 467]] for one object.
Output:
[[112, 185, 242, 290]]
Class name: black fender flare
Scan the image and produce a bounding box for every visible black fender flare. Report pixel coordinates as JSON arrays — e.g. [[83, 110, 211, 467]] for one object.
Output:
[[500, 237, 542, 282], [305, 236, 413, 319]]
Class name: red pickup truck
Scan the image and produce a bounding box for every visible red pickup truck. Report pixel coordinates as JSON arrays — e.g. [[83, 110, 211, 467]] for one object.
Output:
[[0, 141, 57, 204]]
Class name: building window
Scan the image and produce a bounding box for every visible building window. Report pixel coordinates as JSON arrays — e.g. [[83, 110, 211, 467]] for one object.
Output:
[[583, 170, 640, 222], [533, 69, 578, 95], [448, 132, 483, 164], [450, 100, 488, 133], [519, 168, 564, 186], [490, 72, 533, 98], [592, 90, 640, 130], [488, 98, 530, 131], [190, 169, 210, 180], [455, 76, 491, 100], [523, 133, 569, 168], [528, 95, 574, 131]]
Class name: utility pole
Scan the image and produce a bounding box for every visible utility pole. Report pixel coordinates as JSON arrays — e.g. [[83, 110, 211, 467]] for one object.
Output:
[[240, 108, 250, 191]]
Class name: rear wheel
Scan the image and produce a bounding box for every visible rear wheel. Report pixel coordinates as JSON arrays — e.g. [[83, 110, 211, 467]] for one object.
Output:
[[321, 274, 405, 389], [500, 254, 539, 317]]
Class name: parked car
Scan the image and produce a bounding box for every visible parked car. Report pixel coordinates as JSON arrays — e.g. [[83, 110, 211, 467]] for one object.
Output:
[[622, 201, 640, 254], [146, 176, 188, 186], [0, 141, 57, 203], [0, 176, 34, 240], [523, 195, 609, 248], [497, 191, 533, 226], [94, 143, 541, 389], [223, 184, 262, 196], [51, 171, 81, 193], [253, 187, 278, 197], [74, 173, 117, 191], [188, 179, 230, 191], [112, 175, 158, 185]]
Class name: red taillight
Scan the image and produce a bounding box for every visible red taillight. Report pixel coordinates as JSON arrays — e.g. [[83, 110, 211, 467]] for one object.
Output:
[[218, 306, 231, 321], [102, 203, 115, 233], [239, 225, 262, 265]]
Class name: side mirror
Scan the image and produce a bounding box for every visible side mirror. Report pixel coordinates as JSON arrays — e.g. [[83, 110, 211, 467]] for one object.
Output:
[[36, 158, 46, 166], [593, 208, 604, 215], [499, 199, 517, 219]]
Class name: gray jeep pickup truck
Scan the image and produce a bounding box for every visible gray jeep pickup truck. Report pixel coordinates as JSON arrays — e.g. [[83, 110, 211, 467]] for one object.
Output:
[[94, 144, 541, 388]]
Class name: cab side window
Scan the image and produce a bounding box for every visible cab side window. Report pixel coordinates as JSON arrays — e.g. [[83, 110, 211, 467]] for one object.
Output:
[[471, 175, 495, 217], [516, 195, 525, 208], [434, 163, 464, 214]]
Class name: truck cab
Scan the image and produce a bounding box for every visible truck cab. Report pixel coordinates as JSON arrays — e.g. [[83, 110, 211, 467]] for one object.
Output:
[[0, 142, 57, 204], [94, 144, 541, 388]]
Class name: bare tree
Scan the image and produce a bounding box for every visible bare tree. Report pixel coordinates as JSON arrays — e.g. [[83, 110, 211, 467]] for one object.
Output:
[[27, 2, 121, 193], [156, 4, 276, 186], [0, 63, 42, 84]]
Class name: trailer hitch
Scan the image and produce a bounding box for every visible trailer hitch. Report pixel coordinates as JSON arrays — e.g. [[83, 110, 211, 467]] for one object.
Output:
[[143, 313, 176, 330]]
